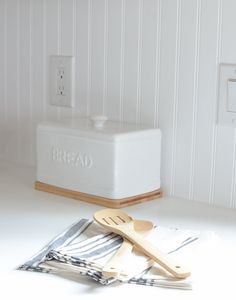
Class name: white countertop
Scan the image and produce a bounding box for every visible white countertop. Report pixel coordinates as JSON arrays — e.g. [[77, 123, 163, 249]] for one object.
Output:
[[0, 160, 236, 300]]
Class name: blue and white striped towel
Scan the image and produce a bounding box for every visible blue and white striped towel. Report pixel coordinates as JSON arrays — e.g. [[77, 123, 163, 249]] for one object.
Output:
[[18, 219, 217, 289]]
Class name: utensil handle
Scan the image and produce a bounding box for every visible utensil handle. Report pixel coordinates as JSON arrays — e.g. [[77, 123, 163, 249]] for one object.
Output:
[[122, 230, 191, 279], [102, 239, 133, 278]]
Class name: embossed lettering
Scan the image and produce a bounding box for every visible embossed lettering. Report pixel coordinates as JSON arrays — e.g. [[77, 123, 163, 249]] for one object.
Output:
[[51, 147, 93, 168]]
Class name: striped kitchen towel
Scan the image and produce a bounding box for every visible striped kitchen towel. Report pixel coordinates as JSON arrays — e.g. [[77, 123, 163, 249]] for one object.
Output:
[[17, 219, 217, 289]]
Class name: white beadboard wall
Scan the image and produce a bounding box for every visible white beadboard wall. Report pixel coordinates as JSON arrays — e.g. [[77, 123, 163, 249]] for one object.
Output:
[[0, 0, 236, 209]]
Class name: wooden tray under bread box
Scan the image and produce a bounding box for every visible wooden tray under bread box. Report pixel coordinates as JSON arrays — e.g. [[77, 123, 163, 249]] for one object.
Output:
[[35, 181, 162, 208]]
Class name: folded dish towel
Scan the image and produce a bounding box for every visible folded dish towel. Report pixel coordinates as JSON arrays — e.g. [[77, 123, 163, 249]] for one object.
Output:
[[18, 218, 217, 290]]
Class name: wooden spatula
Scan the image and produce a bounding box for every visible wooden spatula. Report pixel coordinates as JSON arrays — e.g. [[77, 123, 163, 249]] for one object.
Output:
[[102, 219, 154, 278], [93, 209, 191, 279]]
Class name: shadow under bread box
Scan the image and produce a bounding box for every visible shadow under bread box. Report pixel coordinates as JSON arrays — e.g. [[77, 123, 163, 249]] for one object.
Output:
[[35, 116, 162, 208]]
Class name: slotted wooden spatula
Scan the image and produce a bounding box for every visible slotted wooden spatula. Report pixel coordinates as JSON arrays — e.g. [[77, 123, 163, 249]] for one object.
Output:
[[102, 219, 154, 278], [93, 209, 191, 279]]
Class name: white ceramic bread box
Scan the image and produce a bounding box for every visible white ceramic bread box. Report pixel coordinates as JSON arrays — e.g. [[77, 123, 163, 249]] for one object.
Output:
[[35, 116, 162, 208]]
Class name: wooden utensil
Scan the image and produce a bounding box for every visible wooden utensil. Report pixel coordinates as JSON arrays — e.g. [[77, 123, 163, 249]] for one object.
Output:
[[102, 219, 154, 278], [94, 209, 191, 279]]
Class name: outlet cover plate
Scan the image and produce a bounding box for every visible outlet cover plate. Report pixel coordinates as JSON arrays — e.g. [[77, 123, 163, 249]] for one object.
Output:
[[50, 55, 74, 107], [218, 63, 236, 127]]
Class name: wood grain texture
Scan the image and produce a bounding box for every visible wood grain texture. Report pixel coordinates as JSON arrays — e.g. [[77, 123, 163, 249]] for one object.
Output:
[[35, 181, 162, 208]]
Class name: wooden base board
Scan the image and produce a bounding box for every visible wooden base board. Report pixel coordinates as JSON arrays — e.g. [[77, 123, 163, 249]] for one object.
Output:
[[35, 181, 162, 208]]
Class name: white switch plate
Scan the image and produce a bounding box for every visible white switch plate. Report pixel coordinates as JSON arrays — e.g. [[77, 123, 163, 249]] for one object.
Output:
[[218, 63, 236, 126], [50, 55, 74, 107], [227, 79, 236, 113]]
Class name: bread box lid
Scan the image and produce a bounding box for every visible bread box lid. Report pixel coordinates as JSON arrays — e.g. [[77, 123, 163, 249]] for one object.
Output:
[[38, 116, 161, 141]]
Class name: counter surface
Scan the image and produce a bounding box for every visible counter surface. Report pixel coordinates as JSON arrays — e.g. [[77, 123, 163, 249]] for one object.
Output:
[[0, 160, 235, 300]]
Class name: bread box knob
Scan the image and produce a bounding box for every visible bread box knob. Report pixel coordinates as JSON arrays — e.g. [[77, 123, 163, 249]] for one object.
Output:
[[90, 115, 108, 128]]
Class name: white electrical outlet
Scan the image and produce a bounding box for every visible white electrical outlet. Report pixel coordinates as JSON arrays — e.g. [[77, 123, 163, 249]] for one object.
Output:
[[50, 55, 74, 107], [56, 67, 66, 96]]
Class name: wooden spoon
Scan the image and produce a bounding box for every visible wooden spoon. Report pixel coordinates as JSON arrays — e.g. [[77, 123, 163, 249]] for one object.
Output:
[[102, 219, 154, 278], [94, 209, 191, 279]]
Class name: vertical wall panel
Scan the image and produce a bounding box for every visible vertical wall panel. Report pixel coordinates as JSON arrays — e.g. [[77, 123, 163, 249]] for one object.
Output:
[[31, 0, 44, 122], [158, 0, 178, 195], [194, 0, 219, 204], [60, 0, 74, 119], [221, 0, 236, 62], [18, 0, 31, 165], [75, 0, 89, 117], [60, 0, 74, 55], [30, 0, 44, 165], [139, 0, 158, 126], [213, 127, 235, 207], [174, 0, 198, 199], [5, 0, 18, 162], [44, 0, 59, 121], [231, 132, 236, 209], [106, 0, 122, 121], [122, 0, 139, 123], [90, 0, 106, 116], [0, 0, 5, 159]]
